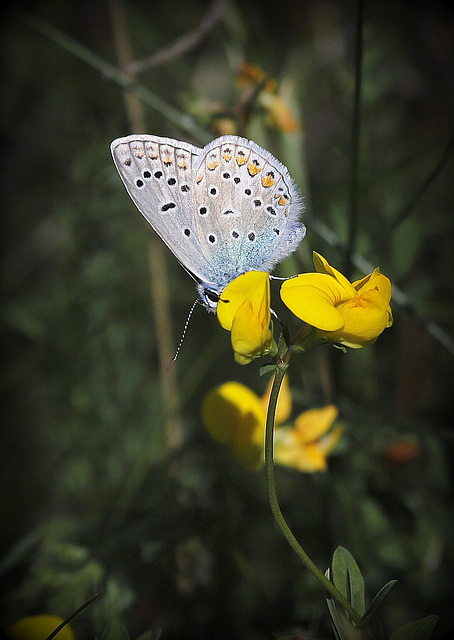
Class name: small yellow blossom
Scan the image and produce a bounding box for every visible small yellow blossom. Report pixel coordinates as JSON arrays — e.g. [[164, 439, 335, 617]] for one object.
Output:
[[280, 252, 393, 348], [202, 376, 340, 472], [217, 271, 273, 364], [5, 615, 74, 640], [274, 405, 342, 472]]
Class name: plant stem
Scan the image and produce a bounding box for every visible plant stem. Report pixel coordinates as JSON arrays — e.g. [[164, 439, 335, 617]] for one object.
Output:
[[345, 0, 364, 278], [264, 362, 362, 626]]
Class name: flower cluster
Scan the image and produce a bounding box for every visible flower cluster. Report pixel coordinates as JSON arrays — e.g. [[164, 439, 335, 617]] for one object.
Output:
[[281, 252, 393, 349], [202, 375, 342, 472], [217, 252, 392, 362]]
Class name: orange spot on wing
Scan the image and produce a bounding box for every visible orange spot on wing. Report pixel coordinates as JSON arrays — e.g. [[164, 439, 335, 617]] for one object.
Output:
[[196, 174, 203, 184], [222, 152, 233, 161], [261, 174, 275, 187], [207, 160, 219, 170], [247, 162, 262, 176], [278, 196, 287, 206], [236, 153, 248, 166]]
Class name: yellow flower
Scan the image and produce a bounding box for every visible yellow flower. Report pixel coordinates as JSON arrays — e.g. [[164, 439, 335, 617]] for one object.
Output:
[[280, 252, 393, 348], [217, 271, 273, 365], [5, 615, 74, 640], [274, 405, 342, 472], [202, 381, 268, 470], [202, 376, 340, 472]]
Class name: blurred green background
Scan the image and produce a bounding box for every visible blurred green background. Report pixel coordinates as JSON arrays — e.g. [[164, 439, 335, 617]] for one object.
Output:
[[1, 1, 454, 638]]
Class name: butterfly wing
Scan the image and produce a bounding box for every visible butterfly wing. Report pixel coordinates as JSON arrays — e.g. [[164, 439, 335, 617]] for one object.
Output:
[[192, 136, 305, 289], [111, 135, 217, 285]]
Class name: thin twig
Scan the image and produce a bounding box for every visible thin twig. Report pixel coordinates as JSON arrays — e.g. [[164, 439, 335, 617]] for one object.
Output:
[[109, 0, 183, 449], [383, 132, 454, 240], [345, 0, 364, 278], [15, 9, 210, 144], [126, 0, 228, 74]]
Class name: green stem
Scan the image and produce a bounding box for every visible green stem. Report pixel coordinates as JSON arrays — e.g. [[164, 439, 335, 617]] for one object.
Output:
[[344, 0, 364, 278], [45, 592, 103, 640], [264, 362, 362, 626]]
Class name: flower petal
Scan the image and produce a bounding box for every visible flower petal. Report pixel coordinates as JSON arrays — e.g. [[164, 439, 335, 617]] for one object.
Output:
[[201, 381, 264, 444], [217, 271, 270, 330], [319, 425, 344, 456], [230, 299, 273, 362], [325, 289, 392, 348], [353, 269, 392, 305], [313, 252, 356, 294], [274, 430, 329, 472], [201, 381, 266, 470], [293, 405, 339, 445], [280, 273, 349, 330]]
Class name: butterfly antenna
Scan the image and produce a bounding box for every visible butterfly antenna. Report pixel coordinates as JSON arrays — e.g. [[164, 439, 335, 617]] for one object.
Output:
[[167, 299, 199, 370]]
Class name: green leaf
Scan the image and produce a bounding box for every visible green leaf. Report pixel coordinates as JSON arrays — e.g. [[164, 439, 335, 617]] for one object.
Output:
[[331, 546, 365, 617], [100, 620, 131, 640], [360, 579, 398, 627], [325, 572, 357, 640], [389, 615, 438, 640], [259, 363, 277, 376]]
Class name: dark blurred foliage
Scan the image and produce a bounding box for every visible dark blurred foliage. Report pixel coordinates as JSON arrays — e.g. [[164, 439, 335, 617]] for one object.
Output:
[[1, 1, 454, 638]]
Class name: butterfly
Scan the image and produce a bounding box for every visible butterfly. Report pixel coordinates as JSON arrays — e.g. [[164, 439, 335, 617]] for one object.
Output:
[[111, 134, 305, 310]]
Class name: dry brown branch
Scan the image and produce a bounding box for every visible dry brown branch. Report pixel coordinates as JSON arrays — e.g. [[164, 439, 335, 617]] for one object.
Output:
[[126, 0, 228, 74]]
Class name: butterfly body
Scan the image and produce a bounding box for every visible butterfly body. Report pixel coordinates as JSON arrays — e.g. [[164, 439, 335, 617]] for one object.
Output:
[[111, 134, 305, 310]]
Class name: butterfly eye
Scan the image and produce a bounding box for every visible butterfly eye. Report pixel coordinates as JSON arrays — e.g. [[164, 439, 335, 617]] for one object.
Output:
[[205, 290, 220, 304]]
